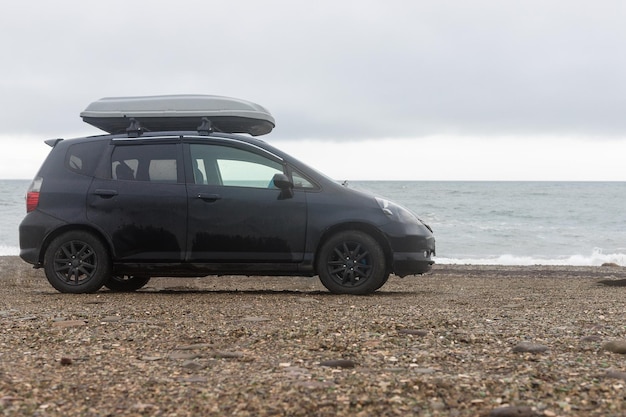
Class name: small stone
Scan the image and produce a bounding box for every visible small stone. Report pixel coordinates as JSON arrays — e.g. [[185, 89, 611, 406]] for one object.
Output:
[[180, 376, 208, 383], [140, 356, 162, 361], [489, 405, 536, 417], [0, 397, 21, 407], [131, 403, 156, 412], [604, 370, 626, 381], [512, 342, 549, 353], [319, 359, 356, 368], [398, 329, 428, 336], [175, 343, 213, 350], [168, 352, 200, 360], [100, 316, 121, 323], [52, 320, 87, 328], [283, 366, 311, 378], [430, 400, 445, 411], [603, 340, 626, 354], [412, 367, 436, 374], [502, 304, 523, 309], [242, 316, 271, 322], [182, 360, 205, 370], [296, 297, 320, 303], [580, 335, 602, 343], [60, 357, 73, 366], [214, 351, 245, 359], [295, 380, 333, 389]]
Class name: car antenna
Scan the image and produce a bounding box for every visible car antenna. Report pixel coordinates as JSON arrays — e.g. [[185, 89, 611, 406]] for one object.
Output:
[[126, 118, 143, 138], [197, 117, 213, 136]]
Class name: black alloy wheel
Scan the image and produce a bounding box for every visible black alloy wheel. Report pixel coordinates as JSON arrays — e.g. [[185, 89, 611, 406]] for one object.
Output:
[[317, 231, 388, 294], [43, 231, 111, 293]]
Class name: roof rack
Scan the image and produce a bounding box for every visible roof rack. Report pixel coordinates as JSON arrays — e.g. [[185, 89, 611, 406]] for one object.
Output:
[[126, 118, 143, 138], [80, 95, 275, 136], [197, 117, 213, 136]]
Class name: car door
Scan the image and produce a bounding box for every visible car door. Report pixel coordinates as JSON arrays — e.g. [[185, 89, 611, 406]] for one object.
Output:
[[86, 140, 187, 261], [185, 141, 307, 263]]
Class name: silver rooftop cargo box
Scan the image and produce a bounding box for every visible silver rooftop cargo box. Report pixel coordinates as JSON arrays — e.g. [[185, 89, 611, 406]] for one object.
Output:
[[80, 95, 275, 136]]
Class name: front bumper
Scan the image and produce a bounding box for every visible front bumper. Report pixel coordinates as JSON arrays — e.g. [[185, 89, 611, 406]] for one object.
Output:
[[393, 249, 435, 277], [382, 222, 436, 277]]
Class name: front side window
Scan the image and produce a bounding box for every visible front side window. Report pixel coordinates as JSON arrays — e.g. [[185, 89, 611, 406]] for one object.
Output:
[[111, 144, 180, 182], [190, 144, 283, 188]]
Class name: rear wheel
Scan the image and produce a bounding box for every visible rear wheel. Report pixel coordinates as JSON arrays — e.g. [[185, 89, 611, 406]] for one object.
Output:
[[43, 231, 111, 293], [316, 231, 388, 295], [105, 275, 151, 292]]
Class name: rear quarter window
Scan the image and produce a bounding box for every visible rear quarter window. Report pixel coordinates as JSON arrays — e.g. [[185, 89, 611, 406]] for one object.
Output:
[[65, 141, 107, 176]]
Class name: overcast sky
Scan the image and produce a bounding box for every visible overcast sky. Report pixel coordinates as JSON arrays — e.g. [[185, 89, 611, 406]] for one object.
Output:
[[1, 0, 625, 180]]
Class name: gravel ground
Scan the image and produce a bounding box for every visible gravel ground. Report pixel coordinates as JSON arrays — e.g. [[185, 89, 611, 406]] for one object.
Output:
[[2, 256, 626, 416]]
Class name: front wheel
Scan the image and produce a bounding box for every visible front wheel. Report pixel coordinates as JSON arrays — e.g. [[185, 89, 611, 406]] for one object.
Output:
[[43, 231, 111, 293], [105, 275, 151, 292], [316, 231, 388, 295]]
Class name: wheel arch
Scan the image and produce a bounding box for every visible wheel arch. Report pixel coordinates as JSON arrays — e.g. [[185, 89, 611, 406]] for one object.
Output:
[[314, 222, 392, 275], [38, 224, 113, 264]]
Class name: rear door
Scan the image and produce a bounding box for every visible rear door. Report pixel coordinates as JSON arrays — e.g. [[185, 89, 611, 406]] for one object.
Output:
[[86, 139, 187, 261], [185, 140, 307, 263]]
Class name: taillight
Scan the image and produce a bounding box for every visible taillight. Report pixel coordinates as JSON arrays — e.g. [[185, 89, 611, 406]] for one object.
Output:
[[26, 177, 43, 213]]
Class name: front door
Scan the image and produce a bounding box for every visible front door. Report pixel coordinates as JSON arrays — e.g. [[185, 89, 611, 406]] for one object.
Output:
[[185, 142, 307, 263]]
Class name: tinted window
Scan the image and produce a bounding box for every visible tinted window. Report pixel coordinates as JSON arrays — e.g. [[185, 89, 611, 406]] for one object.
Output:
[[190, 144, 283, 188], [66, 141, 107, 176], [111, 144, 181, 182], [291, 169, 318, 189]]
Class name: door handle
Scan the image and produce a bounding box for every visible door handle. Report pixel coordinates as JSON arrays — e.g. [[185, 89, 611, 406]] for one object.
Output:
[[94, 189, 118, 197], [197, 193, 221, 202]]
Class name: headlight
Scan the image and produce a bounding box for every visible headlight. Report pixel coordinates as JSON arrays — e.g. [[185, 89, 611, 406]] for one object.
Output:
[[375, 197, 394, 216], [375, 197, 415, 220], [375, 197, 433, 232]]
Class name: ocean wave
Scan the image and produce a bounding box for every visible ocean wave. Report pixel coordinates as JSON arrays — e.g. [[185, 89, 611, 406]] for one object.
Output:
[[0, 245, 19, 256], [435, 249, 625, 266]]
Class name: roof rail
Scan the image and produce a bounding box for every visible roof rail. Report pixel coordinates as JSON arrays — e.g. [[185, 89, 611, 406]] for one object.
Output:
[[126, 118, 143, 138]]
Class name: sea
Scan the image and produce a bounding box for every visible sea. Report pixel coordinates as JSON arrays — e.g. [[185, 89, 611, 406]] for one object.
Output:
[[1, 179, 624, 266]]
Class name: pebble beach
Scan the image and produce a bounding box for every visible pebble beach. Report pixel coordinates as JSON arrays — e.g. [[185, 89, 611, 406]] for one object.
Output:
[[2, 256, 626, 416]]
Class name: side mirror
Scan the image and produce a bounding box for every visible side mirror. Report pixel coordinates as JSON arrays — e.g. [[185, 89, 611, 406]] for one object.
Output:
[[272, 173, 294, 199]]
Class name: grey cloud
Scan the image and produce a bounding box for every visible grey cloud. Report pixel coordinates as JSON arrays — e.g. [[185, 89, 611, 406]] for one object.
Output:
[[1, 0, 625, 141]]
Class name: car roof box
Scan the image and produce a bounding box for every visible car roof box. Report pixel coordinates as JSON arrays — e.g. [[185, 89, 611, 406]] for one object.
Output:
[[80, 95, 275, 136]]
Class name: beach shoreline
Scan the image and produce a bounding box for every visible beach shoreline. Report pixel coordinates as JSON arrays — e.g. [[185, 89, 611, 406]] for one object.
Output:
[[1, 256, 626, 416]]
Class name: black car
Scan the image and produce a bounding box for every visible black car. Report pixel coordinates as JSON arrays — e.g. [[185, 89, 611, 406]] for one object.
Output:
[[19, 95, 435, 294]]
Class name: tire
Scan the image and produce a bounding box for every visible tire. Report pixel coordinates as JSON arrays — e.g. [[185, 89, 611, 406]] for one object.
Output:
[[43, 231, 111, 294], [104, 275, 151, 292], [316, 231, 388, 295]]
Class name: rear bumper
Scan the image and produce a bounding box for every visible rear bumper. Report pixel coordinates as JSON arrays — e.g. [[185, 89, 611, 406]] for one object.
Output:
[[19, 211, 65, 265]]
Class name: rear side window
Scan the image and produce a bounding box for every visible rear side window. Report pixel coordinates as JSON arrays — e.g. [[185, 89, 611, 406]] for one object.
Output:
[[111, 144, 181, 182], [66, 141, 107, 176]]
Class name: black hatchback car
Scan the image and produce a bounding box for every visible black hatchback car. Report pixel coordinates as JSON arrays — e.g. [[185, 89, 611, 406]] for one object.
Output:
[[19, 95, 435, 294]]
